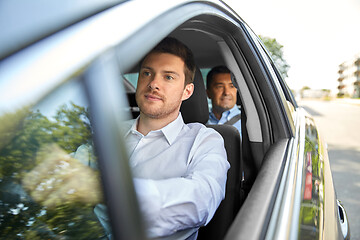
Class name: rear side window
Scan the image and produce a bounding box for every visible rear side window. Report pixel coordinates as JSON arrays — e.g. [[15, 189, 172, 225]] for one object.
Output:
[[124, 73, 139, 88], [0, 78, 110, 239]]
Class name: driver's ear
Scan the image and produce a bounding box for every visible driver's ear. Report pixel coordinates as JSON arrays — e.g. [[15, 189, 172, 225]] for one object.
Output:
[[182, 83, 194, 101]]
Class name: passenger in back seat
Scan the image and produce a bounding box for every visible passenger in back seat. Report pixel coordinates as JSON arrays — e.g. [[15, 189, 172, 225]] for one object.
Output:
[[206, 66, 242, 137]]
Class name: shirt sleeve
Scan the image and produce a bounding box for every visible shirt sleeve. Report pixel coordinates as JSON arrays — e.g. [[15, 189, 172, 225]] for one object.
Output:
[[133, 128, 229, 238]]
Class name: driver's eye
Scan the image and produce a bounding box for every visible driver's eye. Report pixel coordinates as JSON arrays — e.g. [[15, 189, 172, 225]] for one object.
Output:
[[141, 71, 151, 77], [165, 75, 174, 80]]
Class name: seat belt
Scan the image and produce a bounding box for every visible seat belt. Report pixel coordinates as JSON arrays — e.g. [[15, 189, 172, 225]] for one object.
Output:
[[223, 114, 241, 126]]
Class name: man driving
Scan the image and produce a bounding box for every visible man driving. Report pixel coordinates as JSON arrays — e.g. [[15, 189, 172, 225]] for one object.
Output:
[[124, 37, 229, 239]]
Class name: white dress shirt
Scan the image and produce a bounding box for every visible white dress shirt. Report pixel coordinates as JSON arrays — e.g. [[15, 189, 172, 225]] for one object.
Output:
[[124, 113, 229, 238]]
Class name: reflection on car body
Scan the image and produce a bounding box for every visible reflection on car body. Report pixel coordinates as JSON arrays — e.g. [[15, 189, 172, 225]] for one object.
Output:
[[0, 0, 350, 239]]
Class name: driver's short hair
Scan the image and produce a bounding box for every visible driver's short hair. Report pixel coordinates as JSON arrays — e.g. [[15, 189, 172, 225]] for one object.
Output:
[[142, 37, 196, 85]]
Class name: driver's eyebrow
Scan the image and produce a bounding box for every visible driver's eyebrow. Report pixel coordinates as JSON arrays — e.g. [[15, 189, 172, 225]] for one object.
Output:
[[140, 66, 153, 71], [140, 66, 180, 76], [162, 70, 180, 77]]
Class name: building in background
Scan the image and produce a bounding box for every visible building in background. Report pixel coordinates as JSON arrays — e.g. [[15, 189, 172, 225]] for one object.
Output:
[[337, 53, 360, 98]]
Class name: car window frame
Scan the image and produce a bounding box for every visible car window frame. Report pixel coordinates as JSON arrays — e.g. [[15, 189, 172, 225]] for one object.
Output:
[[83, 50, 146, 240]]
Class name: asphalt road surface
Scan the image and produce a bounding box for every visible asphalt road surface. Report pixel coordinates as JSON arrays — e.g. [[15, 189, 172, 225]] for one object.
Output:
[[299, 99, 360, 239]]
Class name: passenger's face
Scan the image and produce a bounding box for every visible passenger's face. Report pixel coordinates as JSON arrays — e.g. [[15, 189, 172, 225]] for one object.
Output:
[[207, 73, 237, 111], [136, 52, 193, 120]]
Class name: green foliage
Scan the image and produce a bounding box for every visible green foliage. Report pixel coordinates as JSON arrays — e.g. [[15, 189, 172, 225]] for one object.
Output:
[[259, 35, 290, 79], [0, 103, 91, 181], [0, 103, 105, 239], [0, 108, 29, 152], [52, 103, 92, 153]]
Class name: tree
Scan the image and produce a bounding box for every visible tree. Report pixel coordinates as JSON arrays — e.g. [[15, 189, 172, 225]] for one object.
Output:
[[259, 35, 290, 79]]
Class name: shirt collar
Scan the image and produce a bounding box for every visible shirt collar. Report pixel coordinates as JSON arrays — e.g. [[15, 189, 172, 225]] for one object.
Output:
[[209, 107, 232, 120], [209, 111, 218, 122], [229, 104, 239, 113], [161, 113, 184, 145], [209, 105, 240, 122], [124, 118, 139, 138], [124, 113, 185, 145]]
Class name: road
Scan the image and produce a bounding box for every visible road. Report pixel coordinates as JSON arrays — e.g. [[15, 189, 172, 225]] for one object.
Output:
[[299, 99, 360, 239]]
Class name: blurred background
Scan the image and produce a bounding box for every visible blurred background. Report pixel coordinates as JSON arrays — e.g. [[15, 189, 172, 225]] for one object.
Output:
[[225, 0, 360, 238]]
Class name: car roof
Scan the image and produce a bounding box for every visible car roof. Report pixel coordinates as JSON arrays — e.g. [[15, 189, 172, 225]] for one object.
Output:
[[0, 0, 127, 60]]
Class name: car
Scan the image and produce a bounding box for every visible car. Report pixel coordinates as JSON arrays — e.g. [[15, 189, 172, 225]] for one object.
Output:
[[0, 0, 350, 239]]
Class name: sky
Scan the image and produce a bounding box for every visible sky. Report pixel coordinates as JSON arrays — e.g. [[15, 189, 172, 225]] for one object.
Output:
[[224, 0, 360, 92]]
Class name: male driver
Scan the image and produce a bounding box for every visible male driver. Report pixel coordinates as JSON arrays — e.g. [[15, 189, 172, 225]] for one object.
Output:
[[206, 66, 241, 136], [125, 38, 229, 239]]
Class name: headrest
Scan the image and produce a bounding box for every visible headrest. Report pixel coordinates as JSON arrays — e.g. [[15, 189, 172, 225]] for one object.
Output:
[[180, 67, 209, 124]]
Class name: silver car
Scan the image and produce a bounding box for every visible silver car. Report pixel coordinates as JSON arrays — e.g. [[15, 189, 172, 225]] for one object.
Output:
[[0, 0, 350, 239]]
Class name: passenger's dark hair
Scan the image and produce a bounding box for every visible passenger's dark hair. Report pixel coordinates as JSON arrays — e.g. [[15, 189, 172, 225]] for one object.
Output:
[[206, 65, 231, 89], [142, 37, 196, 85]]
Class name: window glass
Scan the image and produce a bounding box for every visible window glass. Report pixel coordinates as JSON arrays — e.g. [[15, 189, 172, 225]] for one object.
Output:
[[200, 68, 212, 109], [257, 38, 297, 108], [124, 73, 139, 88], [200, 68, 211, 87], [0, 78, 110, 239]]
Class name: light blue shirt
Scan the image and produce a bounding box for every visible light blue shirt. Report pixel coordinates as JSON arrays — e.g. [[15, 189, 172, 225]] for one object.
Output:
[[208, 105, 241, 137], [124, 113, 229, 239]]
